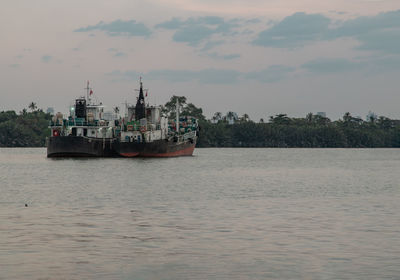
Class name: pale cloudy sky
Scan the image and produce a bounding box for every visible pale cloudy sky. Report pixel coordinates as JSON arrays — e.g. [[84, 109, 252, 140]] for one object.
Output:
[[2, 0, 400, 120]]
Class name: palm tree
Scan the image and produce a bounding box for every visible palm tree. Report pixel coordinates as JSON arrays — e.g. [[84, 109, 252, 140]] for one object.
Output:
[[306, 112, 313, 123], [367, 111, 377, 123], [241, 113, 250, 122], [377, 116, 393, 129], [269, 114, 291, 125], [28, 102, 37, 112], [226, 111, 237, 125], [343, 112, 352, 123], [213, 112, 222, 121]]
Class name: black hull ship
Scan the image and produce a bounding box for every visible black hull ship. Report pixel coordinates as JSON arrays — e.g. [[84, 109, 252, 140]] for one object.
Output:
[[47, 80, 198, 158], [47, 136, 116, 157]]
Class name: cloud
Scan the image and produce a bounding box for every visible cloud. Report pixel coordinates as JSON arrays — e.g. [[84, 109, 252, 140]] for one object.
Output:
[[111, 68, 241, 84], [245, 65, 295, 83], [147, 70, 198, 83], [155, 17, 183, 30], [196, 69, 241, 84], [147, 69, 241, 84], [106, 48, 128, 57], [356, 29, 400, 54], [75, 19, 151, 37], [207, 52, 241, 60], [246, 18, 262, 24], [301, 55, 400, 75], [200, 40, 225, 51], [253, 12, 331, 48], [107, 70, 141, 82], [329, 10, 347, 15], [173, 25, 216, 46], [156, 16, 239, 47], [330, 10, 400, 55], [9, 64, 20, 68], [107, 69, 193, 83], [114, 52, 127, 57], [107, 68, 241, 84], [371, 56, 400, 72], [331, 10, 400, 38], [333, 10, 400, 54], [107, 65, 297, 84], [108, 58, 400, 85], [253, 10, 400, 54], [41, 55, 52, 63], [301, 58, 362, 73]]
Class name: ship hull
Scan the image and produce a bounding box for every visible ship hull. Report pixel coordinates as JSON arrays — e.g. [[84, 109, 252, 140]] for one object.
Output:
[[47, 136, 196, 158], [115, 138, 196, 157], [47, 136, 117, 157]]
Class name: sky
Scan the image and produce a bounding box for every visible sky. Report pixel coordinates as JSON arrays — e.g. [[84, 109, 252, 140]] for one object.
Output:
[[2, 0, 400, 121]]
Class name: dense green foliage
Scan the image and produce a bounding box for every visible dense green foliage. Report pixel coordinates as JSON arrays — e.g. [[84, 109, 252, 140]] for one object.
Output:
[[197, 113, 400, 148], [160, 95, 400, 148], [0, 108, 51, 147], [2, 98, 400, 148], [162, 95, 206, 121]]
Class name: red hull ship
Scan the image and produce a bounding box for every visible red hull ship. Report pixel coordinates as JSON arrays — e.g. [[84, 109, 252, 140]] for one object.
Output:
[[115, 79, 198, 157], [115, 138, 196, 157]]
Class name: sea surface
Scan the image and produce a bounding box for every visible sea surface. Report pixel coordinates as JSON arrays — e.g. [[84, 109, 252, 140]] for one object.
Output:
[[0, 148, 399, 280]]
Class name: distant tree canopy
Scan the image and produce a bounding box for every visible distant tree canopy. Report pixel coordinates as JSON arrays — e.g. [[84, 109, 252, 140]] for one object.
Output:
[[197, 112, 400, 148], [0, 105, 51, 147], [2, 99, 400, 148], [162, 95, 206, 121]]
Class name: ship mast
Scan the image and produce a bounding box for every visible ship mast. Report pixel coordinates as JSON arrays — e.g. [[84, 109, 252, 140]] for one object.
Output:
[[84, 80, 92, 105], [176, 99, 179, 133]]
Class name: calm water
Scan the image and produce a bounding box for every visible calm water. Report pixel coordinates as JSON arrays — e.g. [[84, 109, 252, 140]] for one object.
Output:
[[1, 148, 399, 280]]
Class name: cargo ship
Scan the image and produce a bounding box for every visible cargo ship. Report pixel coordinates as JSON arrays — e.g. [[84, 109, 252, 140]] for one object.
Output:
[[114, 78, 197, 157], [47, 80, 198, 157], [47, 82, 117, 157]]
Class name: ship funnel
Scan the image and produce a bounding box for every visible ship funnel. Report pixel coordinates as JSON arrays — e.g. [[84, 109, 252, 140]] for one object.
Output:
[[135, 79, 146, 120], [75, 98, 87, 119]]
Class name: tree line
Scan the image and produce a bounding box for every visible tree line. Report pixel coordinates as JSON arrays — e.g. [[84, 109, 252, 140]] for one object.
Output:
[[196, 112, 400, 148], [162, 96, 400, 148], [1, 98, 400, 148], [0, 103, 51, 147]]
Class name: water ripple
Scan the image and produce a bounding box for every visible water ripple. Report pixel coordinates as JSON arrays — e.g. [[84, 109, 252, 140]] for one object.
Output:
[[1, 148, 400, 279]]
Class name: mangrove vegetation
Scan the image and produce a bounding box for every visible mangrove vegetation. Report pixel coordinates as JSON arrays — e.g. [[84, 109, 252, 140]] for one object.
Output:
[[1, 99, 400, 148]]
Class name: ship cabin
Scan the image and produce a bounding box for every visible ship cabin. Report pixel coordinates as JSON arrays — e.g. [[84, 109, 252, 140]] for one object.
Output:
[[121, 105, 168, 143], [49, 97, 116, 139]]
